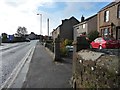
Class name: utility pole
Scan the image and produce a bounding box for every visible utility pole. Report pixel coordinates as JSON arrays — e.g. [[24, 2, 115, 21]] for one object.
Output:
[[47, 18, 49, 36], [37, 13, 42, 41]]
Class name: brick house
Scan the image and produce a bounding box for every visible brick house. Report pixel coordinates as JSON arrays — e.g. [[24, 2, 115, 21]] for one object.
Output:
[[52, 16, 79, 41], [98, 1, 120, 40], [73, 14, 97, 39]]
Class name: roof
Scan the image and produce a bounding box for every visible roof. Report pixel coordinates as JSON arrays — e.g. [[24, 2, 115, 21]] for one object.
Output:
[[83, 14, 97, 22], [52, 16, 79, 33], [99, 1, 120, 12], [73, 14, 97, 27]]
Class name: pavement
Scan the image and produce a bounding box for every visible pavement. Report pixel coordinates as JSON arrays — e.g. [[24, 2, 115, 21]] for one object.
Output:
[[21, 41, 72, 88]]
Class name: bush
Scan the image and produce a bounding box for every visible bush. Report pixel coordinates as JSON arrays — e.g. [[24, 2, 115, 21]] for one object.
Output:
[[60, 39, 69, 56], [77, 36, 90, 51], [87, 30, 99, 42], [60, 47, 68, 56], [64, 39, 73, 46], [2, 33, 8, 43]]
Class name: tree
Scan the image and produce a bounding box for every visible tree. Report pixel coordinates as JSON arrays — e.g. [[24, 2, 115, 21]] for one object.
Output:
[[2, 33, 8, 42], [17, 26, 27, 37], [87, 30, 99, 42], [22, 27, 27, 35]]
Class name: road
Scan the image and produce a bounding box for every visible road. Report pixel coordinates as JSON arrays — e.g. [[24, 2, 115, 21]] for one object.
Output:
[[0, 40, 38, 87]]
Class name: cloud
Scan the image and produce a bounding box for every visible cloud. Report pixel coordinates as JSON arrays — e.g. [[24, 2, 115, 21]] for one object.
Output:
[[49, 0, 113, 2], [0, 0, 46, 35], [5, 0, 25, 7], [0, 0, 112, 36], [61, 2, 95, 20], [0, 0, 62, 36]]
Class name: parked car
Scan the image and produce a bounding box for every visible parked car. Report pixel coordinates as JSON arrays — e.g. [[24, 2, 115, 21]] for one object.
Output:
[[118, 39, 120, 48], [66, 45, 73, 52], [90, 37, 119, 49]]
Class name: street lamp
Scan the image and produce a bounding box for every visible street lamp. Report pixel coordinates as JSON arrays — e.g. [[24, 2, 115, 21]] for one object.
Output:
[[37, 13, 42, 41]]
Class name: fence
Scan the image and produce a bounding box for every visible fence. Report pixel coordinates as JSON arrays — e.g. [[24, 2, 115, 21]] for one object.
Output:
[[44, 42, 54, 53]]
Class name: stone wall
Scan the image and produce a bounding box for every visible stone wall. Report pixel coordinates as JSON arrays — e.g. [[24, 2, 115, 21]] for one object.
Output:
[[74, 50, 120, 88]]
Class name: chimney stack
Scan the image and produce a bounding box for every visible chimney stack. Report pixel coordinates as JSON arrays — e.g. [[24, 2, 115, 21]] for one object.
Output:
[[81, 15, 85, 22]]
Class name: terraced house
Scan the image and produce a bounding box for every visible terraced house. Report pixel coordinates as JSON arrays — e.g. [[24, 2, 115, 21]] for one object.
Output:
[[98, 1, 120, 40], [52, 16, 79, 41], [73, 14, 97, 38]]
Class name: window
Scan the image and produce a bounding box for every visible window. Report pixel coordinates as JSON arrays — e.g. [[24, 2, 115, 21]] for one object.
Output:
[[82, 24, 85, 29], [103, 28, 109, 36], [104, 10, 109, 22], [118, 5, 120, 18], [96, 38, 103, 43], [94, 38, 98, 42]]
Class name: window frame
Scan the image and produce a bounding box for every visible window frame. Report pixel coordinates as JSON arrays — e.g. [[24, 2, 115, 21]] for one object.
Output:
[[117, 5, 120, 18], [82, 23, 86, 29], [104, 10, 109, 22], [103, 28, 110, 36]]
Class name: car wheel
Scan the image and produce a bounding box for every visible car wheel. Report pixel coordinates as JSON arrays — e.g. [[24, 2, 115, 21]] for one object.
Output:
[[99, 46, 102, 50]]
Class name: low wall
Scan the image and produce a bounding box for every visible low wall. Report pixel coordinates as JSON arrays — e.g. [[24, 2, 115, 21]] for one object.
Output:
[[74, 50, 120, 88]]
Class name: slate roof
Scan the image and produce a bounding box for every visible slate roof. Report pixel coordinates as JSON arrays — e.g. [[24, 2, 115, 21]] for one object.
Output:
[[99, 1, 120, 12], [82, 14, 97, 22], [53, 16, 79, 31]]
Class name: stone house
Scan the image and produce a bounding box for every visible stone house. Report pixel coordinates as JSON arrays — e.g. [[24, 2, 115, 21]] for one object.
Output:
[[97, 1, 120, 40], [73, 14, 97, 40], [52, 16, 79, 41]]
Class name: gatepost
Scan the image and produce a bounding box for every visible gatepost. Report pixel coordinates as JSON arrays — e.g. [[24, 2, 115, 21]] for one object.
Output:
[[118, 49, 120, 88], [54, 36, 60, 61]]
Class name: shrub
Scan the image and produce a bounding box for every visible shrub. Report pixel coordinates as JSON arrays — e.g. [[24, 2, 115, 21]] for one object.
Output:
[[60, 39, 69, 56], [87, 30, 99, 42], [60, 47, 68, 56], [2, 33, 8, 43], [64, 39, 73, 46]]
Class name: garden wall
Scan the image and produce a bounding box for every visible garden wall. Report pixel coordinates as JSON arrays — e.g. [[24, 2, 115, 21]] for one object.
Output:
[[74, 50, 120, 88]]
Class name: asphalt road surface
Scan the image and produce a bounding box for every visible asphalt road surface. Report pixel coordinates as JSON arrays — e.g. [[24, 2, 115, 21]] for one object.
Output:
[[0, 40, 38, 87]]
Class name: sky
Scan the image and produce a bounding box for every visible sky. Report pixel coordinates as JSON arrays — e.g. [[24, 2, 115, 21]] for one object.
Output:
[[0, 0, 115, 36]]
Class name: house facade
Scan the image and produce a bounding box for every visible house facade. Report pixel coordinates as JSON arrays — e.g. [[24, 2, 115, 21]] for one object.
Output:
[[52, 16, 79, 41], [73, 14, 97, 40], [98, 1, 120, 40], [52, 27, 60, 41]]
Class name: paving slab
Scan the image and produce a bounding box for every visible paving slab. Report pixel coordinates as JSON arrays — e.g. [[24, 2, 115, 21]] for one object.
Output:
[[22, 42, 72, 88]]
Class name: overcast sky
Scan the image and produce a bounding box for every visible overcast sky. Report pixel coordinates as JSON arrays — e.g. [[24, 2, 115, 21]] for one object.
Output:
[[0, 0, 113, 36]]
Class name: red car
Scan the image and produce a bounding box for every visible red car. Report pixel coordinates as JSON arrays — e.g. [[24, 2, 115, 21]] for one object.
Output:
[[90, 37, 119, 49]]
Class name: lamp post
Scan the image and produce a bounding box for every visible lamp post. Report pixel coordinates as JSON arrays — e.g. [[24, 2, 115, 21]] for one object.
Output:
[[47, 18, 49, 36], [37, 13, 42, 41]]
